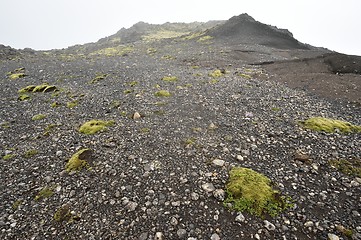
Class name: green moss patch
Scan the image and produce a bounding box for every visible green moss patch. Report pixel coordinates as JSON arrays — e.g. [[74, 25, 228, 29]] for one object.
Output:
[[197, 35, 213, 42], [89, 73, 107, 84], [24, 149, 38, 158], [329, 158, 361, 177], [18, 94, 30, 101], [65, 149, 92, 172], [162, 76, 178, 82], [3, 154, 15, 160], [8, 68, 26, 80], [224, 167, 293, 217], [79, 120, 115, 134], [66, 100, 78, 108], [12, 200, 22, 210], [32, 114, 46, 121], [54, 204, 80, 223], [209, 69, 224, 78], [301, 117, 361, 133], [18, 83, 57, 93], [154, 90, 171, 97], [35, 186, 55, 201]]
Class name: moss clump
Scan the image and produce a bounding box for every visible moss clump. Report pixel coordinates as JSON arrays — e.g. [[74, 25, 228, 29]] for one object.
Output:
[[12, 200, 22, 210], [66, 100, 78, 109], [35, 186, 55, 201], [18, 94, 30, 101], [185, 137, 197, 146], [238, 73, 252, 79], [51, 102, 61, 108], [24, 149, 38, 158], [301, 117, 361, 133], [209, 69, 224, 78], [329, 158, 361, 177], [79, 120, 114, 135], [147, 48, 157, 55], [65, 149, 92, 172], [224, 167, 293, 217], [128, 81, 138, 87], [3, 154, 14, 160], [197, 35, 213, 42], [54, 204, 80, 223], [32, 114, 46, 121], [90, 73, 107, 84], [90, 45, 134, 57], [18, 83, 57, 93], [154, 90, 171, 97], [162, 76, 178, 82], [8, 72, 26, 80], [124, 89, 134, 94]]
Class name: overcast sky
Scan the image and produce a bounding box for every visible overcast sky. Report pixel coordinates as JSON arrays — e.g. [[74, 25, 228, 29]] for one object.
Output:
[[1, 0, 360, 56]]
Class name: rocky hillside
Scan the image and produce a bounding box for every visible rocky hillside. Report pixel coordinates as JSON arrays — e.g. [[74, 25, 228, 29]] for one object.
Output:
[[0, 14, 360, 240]]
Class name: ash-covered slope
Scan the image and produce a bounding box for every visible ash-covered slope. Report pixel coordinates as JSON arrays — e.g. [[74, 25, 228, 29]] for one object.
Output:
[[207, 13, 309, 50]]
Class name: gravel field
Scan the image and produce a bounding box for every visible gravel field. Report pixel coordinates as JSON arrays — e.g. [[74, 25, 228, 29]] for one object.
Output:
[[1, 15, 360, 240]]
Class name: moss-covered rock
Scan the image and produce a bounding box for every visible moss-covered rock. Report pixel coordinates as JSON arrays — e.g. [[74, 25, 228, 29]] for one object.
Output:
[[154, 90, 171, 97], [2, 154, 14, 160], [54, 204, 80, 223], [79, 120, 114, 134], [66, 100, 78, 109], [65, 149, 92, 172], [301, 117, 361, 133], [89, 73, 107, 84], [8, 67, 26, 80], [224, 167, 293, 217]]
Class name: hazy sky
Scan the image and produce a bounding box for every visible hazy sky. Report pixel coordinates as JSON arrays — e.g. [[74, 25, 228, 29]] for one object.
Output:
[[1, 0, 360, 55]]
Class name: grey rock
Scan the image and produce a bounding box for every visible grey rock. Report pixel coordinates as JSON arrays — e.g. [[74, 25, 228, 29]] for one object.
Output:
[[304, 221, 314, 227], [211, 233, 220, 240], [327, 233, 339, 240], [139, 232, 148, 240], [235, 212, 245, 223], [236, 155, 244, 161], [213, 189, 225, 201], [212, 159, 225, 167], [264, 220, 276, 231], [126, 201, 138, 212], [154, 232, 163, 240], [191, 192, 199, 201], [202, 183, 215, 193], [177, 228, 187, 239]]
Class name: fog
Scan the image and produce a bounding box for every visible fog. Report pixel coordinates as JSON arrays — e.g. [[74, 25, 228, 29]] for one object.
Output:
[[1, 0, 360, 55]]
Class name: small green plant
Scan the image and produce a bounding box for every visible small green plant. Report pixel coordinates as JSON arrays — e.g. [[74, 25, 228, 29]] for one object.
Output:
[[224, 167, 293, 217], [3, 154, 14, 160], [24, 149, 38, 158], [19, 83, 57, 93], [329, 158, 361, 177], [51, 102, 61, 108], [209, 69, 224, 78], [140, 128, 150, 133], [124, 89, 134, 94], [65, 149, 92, 172], [209, 79, 219, 84], [185, 137, 197, 146], [301, 117, 361, 133], [54, 204, 80, 223], [35, 186, 55, 201], [147, 48, 157, 55], [7, 68, 26, 80], [18, 94, 30, 101], [89, 73, 107, 84], [44, 124, 57, 135], [128, 81, 138, 87], [79, 120, 114, 134], [162, 76, 178, 82], [32, 114, 46, 121], [12, 200, 22, 210], [66, 100, 78, 109], [161, 55, 175, 60], [154, 90, 171, 97], [197, 35, 213, 42], [238, 73, 252, 79], [271, 107, 280, 111]]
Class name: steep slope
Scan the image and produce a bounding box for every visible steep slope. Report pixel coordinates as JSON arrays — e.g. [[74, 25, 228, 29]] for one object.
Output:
[[207, 13, 309, 50]]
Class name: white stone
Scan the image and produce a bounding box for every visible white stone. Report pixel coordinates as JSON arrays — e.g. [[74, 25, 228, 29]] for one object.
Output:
[[212, 159, 225, 167], [327, 233, 339, 240], [202, 183, 215, 193]]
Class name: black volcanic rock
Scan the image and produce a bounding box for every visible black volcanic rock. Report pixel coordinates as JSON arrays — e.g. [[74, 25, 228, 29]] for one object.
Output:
[[207, 13, 309, 50]]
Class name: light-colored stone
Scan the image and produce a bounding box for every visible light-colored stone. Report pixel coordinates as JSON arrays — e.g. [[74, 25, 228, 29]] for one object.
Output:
[[154, 232, 163, 240], [236, 155, 244, 161], [212, 159, 225, 167], [327, 233, 339, 240], [213, 189, 225, 201], [211, 233, 220, 240], [133, 112, 141, 120], [264, 220, 276, 231], [235, 212, 245, 223], [202, 183, 215, 193]]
